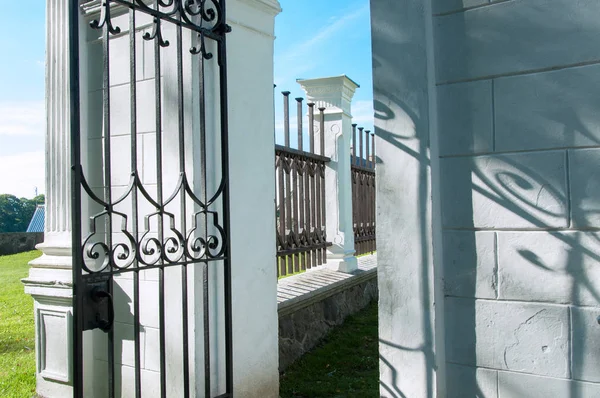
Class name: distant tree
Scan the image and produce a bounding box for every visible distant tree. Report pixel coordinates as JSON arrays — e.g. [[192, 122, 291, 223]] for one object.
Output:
[[0, 194, 46, 233], [32, 194, 45, 205]]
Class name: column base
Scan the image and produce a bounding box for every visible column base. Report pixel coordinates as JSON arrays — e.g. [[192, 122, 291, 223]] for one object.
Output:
[[325, 250, 358, 273], [23, 238, 74, 398]]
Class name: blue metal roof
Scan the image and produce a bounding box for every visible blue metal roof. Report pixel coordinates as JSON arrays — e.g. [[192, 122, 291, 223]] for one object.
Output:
[[27, 205, 45, 233]]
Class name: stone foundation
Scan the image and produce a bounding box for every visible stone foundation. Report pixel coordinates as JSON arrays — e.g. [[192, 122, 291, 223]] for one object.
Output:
[[277, 255, 378, 371], [0, 232, 44, 255]]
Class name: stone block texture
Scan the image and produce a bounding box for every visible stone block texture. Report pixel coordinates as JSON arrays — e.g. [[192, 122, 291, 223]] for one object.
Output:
[[434, 0, 600, 83], [0, 232, 44, 255], [437, 80, 493, 156], [434, 0, 600, 395]]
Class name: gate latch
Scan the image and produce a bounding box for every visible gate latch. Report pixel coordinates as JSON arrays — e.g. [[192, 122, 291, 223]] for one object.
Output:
[[82, 279, 114, 333]]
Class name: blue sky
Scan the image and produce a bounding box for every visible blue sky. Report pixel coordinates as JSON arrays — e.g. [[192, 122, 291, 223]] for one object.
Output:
[[0, 0, 372, 198], [274, 0, 374, 147], [0, 1, 46, 198]]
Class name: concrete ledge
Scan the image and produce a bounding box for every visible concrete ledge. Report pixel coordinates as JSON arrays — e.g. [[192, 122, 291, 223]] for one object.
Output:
[[278, 254, 377, 370]]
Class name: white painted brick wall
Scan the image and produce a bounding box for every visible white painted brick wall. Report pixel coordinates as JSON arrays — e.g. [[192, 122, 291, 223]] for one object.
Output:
[[434, 0, 600, 395]]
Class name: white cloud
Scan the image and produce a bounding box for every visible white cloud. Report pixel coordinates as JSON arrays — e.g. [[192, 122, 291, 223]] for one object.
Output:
[[0, 101, 44, 136], [275, 4, 369, 84], [0, 151, 45, 198]]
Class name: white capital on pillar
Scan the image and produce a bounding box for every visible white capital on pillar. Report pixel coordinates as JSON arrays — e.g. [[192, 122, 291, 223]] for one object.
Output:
[[297, 75, 359, 273], [22, 0, 75, 397]]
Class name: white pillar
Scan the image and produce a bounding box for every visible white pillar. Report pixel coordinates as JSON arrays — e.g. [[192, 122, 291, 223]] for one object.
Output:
[[227, 0, 281, 396], [22, 0, 75, 397], [298, 76, 359, 273]]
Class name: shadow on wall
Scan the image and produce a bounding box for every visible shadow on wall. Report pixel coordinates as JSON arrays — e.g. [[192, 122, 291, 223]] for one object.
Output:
[[370, 0, 438, 397], [372, 1, 600, 397]]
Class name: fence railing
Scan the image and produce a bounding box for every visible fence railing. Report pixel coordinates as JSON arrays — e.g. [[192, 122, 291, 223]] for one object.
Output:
[[275, 92, 330, 277], [351, 125, 376, 256]]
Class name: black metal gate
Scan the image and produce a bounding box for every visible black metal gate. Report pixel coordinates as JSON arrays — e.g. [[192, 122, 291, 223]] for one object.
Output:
[[69, 1, 232, 397]]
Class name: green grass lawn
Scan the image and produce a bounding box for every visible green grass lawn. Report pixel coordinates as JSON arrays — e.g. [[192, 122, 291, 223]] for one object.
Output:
[[0, 250, 377, 397], [0, 250, 39, 398], [280, 300, 379, 398]]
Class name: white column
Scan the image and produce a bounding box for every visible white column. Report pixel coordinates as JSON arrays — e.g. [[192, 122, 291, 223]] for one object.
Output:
[[226, 0, 281, 396], [22, 0, 75, 397], [298, 76, 359, 273]]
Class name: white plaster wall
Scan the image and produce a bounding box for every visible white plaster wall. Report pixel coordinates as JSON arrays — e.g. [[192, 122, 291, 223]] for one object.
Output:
[[433, 0, 600, 396], [370, 1, 442, 397], [372, 0, 600, 397]]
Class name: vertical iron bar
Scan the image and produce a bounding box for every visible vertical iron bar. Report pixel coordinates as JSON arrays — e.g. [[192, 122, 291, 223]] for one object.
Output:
[[285, 96, 293, 272], [152, 7, 167, 397], [361, 173, 365, 255], [366, 172, 369, 254], [129, 9, 142, 398], [307, 104, 315, 268], [285, 155, 292, 274], [175, 17, 190, 398], [367, 130, 375, 169], [365, 129, 370, 170], [357, 172, 362, 256], [356, 172, 361, 256], [307, 102, 318, 267], [352, 124, 357, 164], [101, 14, 116, 398], [358, 127, 364, 167], [216, 16, 234, 395], [319, 107, 325, 156], [278, 154, 286, 277], [309, 161, 316, 268], [69, 0, 83, 395], [365, 129, 371, 253], [352, 168, 356, 252], [292, 158, 300, 273], [308, 103, 315, 154], [321, 162, 327, 263], [303, 159, 311, 270], [295, 99, 305, 270], [198, 39, 211, 398], [296, 98, 303, 151], [362, 172, 367, 254], [282, 91, 290, 148], [315, 161, 322, 265], [369, 130, 374, 169], [319, 108, 326, 261], [372, 173, 375, 252]]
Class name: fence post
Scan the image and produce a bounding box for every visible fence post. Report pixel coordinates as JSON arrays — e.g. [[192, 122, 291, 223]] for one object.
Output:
[[298, 76, 359, 273]]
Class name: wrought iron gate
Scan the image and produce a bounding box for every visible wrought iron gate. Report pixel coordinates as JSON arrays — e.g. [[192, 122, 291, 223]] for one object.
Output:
[[69, 1, 232, 397]]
